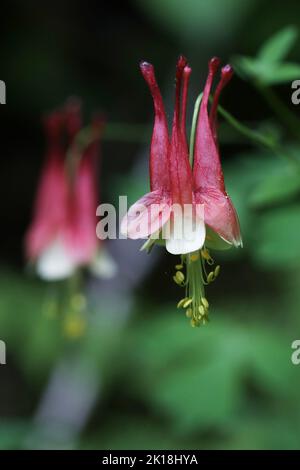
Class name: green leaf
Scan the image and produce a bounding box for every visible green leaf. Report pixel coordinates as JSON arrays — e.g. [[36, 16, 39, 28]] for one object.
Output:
[[248, 330, 296, 396], [258, 26, 298, 63], [129, 312, 298, 435], [0, 269, 63, 383], [253, 204, 300, 268], [150, 358, 241, 430], [222, 151, 277, 247], [82, 417, 175, 450], [249, 165, 300, 208], [261, 62, 300, 85], [135, 0, 254, 42], [0, 421, 30, 450], [234, 56, 300, 85], [233, 56, 264, 80]]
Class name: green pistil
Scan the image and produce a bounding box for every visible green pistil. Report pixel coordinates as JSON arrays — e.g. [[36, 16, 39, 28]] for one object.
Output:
[[174, 248, 220, 327]]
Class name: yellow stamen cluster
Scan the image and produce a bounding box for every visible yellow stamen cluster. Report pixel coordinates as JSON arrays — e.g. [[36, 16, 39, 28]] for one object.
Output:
[[173, 248, 221, 327], [64, 293, 87, 340], [63, 313, 86, 339], [177, 295, 210, 326]]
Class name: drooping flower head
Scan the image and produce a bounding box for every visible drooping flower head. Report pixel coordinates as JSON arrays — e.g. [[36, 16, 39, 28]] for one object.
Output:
[[25, 100, 105, 280], [121, 57, 242, 326]]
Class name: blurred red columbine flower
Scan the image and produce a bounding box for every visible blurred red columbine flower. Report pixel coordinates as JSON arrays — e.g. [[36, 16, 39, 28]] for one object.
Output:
[[25, 100, 106, 280], [121, 56, 242, 326]]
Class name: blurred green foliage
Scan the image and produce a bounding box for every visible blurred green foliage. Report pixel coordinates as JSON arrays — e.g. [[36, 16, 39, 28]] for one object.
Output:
[[235, 26, 300, 85], [1, 268, 300, 449], [135, 0, 256, 43]]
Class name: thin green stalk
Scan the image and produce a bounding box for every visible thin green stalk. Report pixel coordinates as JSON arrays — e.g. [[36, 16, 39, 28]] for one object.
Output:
[[216, 101, 297, 165], [189, 93, 203, 166], [216, 102, 275, 149], [67, 269, 83, 300], [65, 122, 151, 184], [255, 81, 300, 142]]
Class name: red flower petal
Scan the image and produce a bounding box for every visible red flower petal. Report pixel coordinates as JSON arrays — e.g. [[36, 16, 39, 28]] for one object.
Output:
[[180, 65, 192, 142], [65, 136, 99, 264], [168, 56, 193, 205], [194, 188, 242, 246], [25, 112, 68, 259], [209, 64, 233, 146], [140, 61, 170, 192], [121, 190, 172, 239], [193, 57, 225, 192]]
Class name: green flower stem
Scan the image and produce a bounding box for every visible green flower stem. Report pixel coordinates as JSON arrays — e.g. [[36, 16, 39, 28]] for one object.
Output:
[[216, 100, 297, 165], [65, 126, 96, 183], [216, 102, 275, 149], [69, 123, 150, 152], [67, 269, 83, 299], [189, 92, 203, 166], [64, 122, 151, 184], [67, 123, 151, 166]]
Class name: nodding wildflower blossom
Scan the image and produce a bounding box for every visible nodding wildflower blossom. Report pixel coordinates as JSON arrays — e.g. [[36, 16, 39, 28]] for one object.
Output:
[[121, 56, 242, 327], [25, 100, 114, 281]]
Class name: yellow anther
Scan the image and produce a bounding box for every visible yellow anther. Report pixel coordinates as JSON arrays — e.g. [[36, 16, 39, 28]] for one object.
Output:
[[198, 305, 205, 316], [175, 271, 185, 283], [214, 265, 220, 277], [64, 314, 86, 339], [201, 248, 211, 261], [190, 253, 199, 262], [173, 275, 184, 286], [183, 298, 193, 308], [190, 318, 199, 327], [177, 298, 188, 308], [186, 308, 193, 318], [207, 271, 215, 283], [175, 264, 183, 270], [201, 297, 209, 309]]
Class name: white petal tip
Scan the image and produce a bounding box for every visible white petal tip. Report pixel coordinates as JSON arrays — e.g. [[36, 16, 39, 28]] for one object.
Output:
[[90, 248, 118, 279], [36, 238, 76, 281], [164, 214, 206, 255]]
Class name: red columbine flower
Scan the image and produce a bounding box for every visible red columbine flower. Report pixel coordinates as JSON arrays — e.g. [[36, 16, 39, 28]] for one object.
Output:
[[25, 100, 108, 280], [25, 109, 69, 273], [121, 56, 242, 327]]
